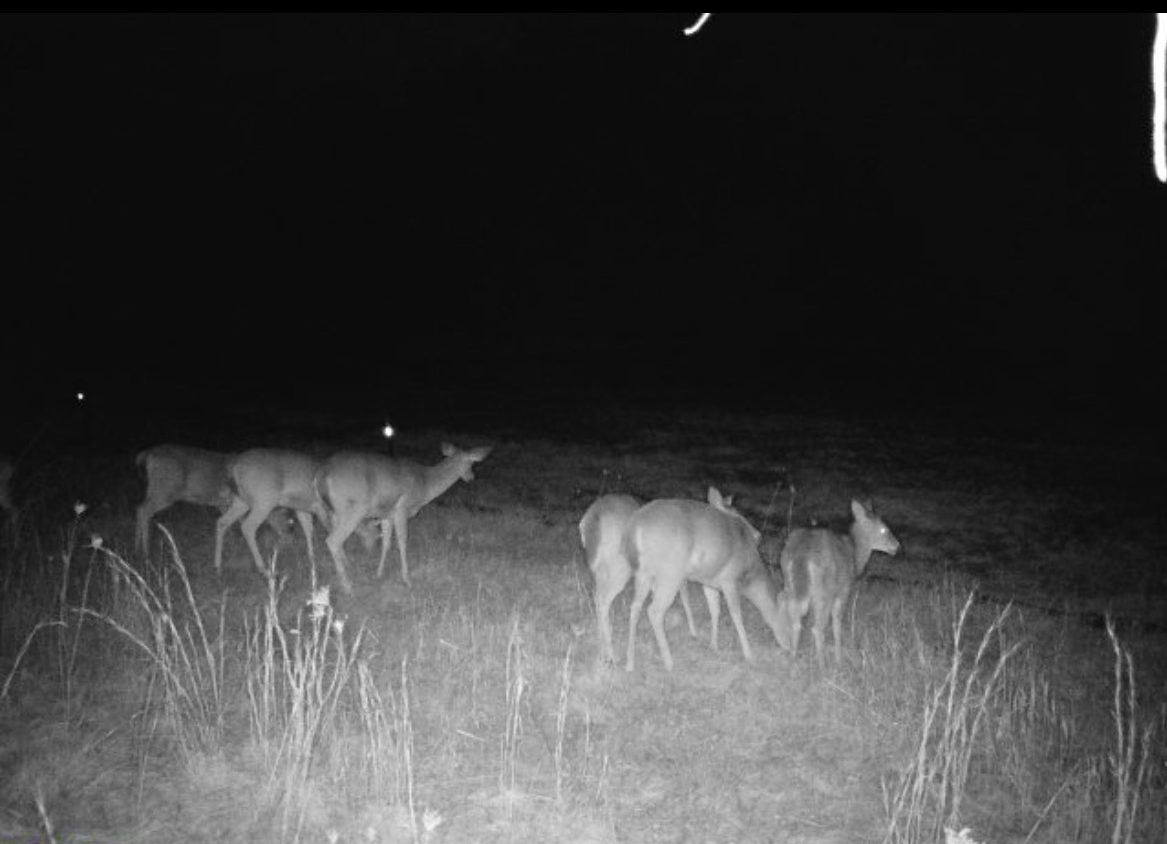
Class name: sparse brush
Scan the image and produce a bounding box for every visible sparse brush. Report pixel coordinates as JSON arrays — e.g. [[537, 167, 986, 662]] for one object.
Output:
[[882, 591, 1021, 844], [1104, 618, 1160, 844], [81, 527, 228, 760], [554, 639, 575, 804], [242, 575, 368, 842], [500, 612, 527, 807]]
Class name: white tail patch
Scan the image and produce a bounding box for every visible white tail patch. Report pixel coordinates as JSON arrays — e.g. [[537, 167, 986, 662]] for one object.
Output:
[[778, 499, 900, 667], [135, 444, 295, 554], [213, 449, 328, 577], [316, 442, 492, 592], [621, 487, 789, 672]]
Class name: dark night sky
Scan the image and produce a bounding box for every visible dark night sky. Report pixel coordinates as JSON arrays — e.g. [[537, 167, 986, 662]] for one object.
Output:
[[3, 14, 1164, 442]]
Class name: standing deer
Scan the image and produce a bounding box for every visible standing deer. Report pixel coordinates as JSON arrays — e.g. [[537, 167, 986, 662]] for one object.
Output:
[[778, 499, 900, 668], [135, 444, 295, 554], [579, 494, 699, 664], [622, 487, 789, 672], [315, 442, 492, 592], [212, 449, 327, 577]]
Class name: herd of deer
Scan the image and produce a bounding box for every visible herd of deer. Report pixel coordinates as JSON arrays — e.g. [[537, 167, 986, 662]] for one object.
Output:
[[0, 445, 900, 671]]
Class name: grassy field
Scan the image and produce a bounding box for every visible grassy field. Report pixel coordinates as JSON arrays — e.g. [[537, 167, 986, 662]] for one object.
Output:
[[1, 409, 1164, 843]]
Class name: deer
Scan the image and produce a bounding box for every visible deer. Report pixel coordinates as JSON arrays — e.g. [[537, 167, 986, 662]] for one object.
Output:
[[579, 494, 701, 664], [778, 499, 900, 668], [212, 448, 329, 578], [315, 442, 493, 592], [621, 487, 790, 672], [135, 444, 296, 554]]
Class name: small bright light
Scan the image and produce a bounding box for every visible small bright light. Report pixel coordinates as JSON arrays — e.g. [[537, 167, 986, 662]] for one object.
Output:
[[382, 423, 395, 439], [75, 392, 85, 402]]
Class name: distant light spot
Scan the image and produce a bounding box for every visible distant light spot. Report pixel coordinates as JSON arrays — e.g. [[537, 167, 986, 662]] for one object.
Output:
[[75, 392, 85, 403], [683, 13, 711, 37], [382, 423, 395, 440]]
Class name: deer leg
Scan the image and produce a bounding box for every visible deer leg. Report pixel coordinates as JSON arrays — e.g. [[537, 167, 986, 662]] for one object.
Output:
[[592, 553, 630, 663], [325, 510, 362, 595], [214, 496, 250, 572], [392, 506, 410, 586], [679, 582, 698, 638], [645, 576, 681, 672], [722, 583, 755, 664], [625, 573, 652, 672], [702, 585, 721, 650], [240, 504, 275, 576]]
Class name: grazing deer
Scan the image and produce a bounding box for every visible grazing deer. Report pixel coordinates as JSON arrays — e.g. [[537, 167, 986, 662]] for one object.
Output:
[[778, 499, 900, 668], [579, 494, 699, 664], [135, 444, 295, 554], [623, 487, 789, 672], [316, 442, 493, 592], [212, 449, 328, 577]]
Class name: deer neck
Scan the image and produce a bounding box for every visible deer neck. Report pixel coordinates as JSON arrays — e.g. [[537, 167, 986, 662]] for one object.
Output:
[[848, 522, 874, 575], [418, 458, 466, 507]]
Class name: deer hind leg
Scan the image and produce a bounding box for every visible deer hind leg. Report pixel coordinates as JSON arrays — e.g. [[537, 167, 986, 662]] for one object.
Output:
[[702, 585, 721, 650], [625, 572, 653, 672], [135, 502, 159, 554], [809, 588, 833, 670], [592, 552, 630, 664], [390, 506, 411, 586], [240, 505, 277, 576], [325, 509, 362, 595], [214, 496, 251, 572], [645, 574, 682, 672], [679, 582, 698, 639], [786, 595, 809, 660]]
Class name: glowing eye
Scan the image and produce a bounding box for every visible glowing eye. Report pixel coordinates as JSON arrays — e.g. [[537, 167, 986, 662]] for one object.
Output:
[[382, 423, 395, 439]]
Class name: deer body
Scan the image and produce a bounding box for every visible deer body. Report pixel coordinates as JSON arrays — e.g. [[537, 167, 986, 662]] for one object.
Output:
[[622, 488, 788, 672], [579, 494, 698, 664], [213, 449, 326, 576], [135, 445, 294, 554], [316, 442, 492, 591], [779, 499, 900, 667]]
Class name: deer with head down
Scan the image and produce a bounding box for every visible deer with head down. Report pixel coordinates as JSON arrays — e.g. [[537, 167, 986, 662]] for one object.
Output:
[[584, 487, 790, 672]]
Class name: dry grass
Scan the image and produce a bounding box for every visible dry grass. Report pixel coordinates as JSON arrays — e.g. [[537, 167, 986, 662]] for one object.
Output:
[[0, 410, 1164, 843]]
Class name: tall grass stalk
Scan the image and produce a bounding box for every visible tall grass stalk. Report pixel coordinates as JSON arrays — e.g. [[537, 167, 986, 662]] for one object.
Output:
[[1106, 618, 1157, 844], [500, 613, 527, 808], [82, 528, 228, 759], [243, 577, 367, 843], [882, 592, 1021, 844], [554, 639, 575, 804]]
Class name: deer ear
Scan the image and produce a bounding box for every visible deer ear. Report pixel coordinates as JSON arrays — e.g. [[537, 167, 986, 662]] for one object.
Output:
[[851, 499, 868, 519], [441, 442, 456, 457], [472, 445, 493, 461], [707, 487, 723, 507]]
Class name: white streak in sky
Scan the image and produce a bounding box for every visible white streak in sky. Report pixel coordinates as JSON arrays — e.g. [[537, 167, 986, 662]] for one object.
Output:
[[1154, 13, 1166, 182], [684, 14, 712, 37]]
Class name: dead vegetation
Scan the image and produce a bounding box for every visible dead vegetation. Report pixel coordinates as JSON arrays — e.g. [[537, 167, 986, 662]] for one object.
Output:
[[0, 411, 1164, 843]]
